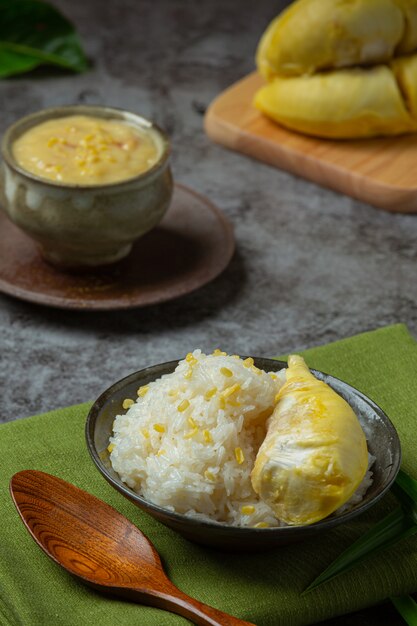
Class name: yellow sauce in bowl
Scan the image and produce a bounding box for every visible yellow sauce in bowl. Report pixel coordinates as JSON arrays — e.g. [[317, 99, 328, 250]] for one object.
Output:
[[12, 115, 161, 185]]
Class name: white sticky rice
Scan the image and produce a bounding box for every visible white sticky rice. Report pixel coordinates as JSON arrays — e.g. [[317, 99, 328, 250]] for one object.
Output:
[[109, 350, 374, 527], [109, 350, 286, 527]]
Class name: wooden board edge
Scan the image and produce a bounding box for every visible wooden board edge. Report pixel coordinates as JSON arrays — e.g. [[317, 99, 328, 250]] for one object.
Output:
[[204, 75, 417, 214]]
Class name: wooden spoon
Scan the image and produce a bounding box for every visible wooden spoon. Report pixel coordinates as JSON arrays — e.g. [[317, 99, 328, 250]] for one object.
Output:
[[10, 470, 256, 626]]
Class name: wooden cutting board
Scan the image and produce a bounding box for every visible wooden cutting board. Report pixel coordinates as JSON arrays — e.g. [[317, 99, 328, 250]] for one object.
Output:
[[204, 72, 417, 213]]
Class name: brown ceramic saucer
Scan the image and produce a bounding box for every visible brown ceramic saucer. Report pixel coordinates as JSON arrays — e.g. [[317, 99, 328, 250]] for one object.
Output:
[[0, 184, 234, 310]]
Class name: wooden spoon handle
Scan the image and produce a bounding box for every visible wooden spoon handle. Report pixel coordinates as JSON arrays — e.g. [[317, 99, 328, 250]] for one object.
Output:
[[122, 585, 257, 626], [160, 591, 256, 626]]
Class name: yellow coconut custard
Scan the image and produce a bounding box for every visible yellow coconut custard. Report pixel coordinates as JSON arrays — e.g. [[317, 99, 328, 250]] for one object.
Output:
[[12, 115, 161, 185]]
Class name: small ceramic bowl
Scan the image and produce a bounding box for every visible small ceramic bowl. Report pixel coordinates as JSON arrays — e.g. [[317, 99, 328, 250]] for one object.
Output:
[[0, 105, 173, 269], [86, 358, 401, 551]]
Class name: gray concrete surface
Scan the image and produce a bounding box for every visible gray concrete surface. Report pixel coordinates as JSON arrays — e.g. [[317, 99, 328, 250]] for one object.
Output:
[[0, 3, 415, 623], [1, 0, 416, 424]]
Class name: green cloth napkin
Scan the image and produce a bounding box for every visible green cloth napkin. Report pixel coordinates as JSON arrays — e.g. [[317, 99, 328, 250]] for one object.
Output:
[[1, 324, 417, 626]]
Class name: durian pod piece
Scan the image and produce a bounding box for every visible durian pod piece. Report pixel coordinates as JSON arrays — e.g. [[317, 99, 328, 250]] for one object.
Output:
[[394, 0, 417, 53], [392, 53, 417, 119], [251, 356, 369, 526], [254, 64, 417, 139], [256, 0, 404, 79]]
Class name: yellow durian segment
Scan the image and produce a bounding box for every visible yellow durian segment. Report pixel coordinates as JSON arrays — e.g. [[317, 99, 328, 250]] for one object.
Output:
[[394, 0, 417, 53], [256, 0, 404, 79], [251, 355, 368, 526], [254, 65, 416, 138], [391, 53, 417, 117]]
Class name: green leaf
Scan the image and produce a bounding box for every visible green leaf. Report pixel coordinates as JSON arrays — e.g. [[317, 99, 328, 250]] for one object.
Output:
[[393, 470, 417, 521], [0, 0, 88, 78], [391, 596, 417, 626], [303, 507, 417, 594], [303, 470, 417, 594], [0, 49, 41, 78]]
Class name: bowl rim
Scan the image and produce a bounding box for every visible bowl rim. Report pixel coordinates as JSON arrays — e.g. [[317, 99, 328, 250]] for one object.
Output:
[[85, 356, 402, 536], [1, 104, 171, 191]]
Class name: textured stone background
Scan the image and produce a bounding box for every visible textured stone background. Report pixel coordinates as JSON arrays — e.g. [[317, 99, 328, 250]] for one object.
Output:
[[1, 0, 416, 424], [0, 3, 415, 623]]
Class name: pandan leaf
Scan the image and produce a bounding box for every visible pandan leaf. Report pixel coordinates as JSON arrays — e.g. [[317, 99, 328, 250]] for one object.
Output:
[[303, 507, 417, 594], [391, 596, 417, 626], [303, 470, 417, 594], [393, 470, 417, 520], [0, 0, 88, 78]]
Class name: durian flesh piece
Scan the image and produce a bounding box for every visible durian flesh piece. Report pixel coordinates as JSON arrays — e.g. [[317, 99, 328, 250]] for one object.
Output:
[[251, 355, 368, 526], [256, 0, 404, 79], [394, 0, 417, 53], [256, 0, 417, 79], [254, 63, 417, 139], [391, 53, 417, 118], [255, 0, 417, 138]]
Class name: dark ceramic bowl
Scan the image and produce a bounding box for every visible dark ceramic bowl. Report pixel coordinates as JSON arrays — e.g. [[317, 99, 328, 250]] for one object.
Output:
[[86, 358, 401, 551]]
